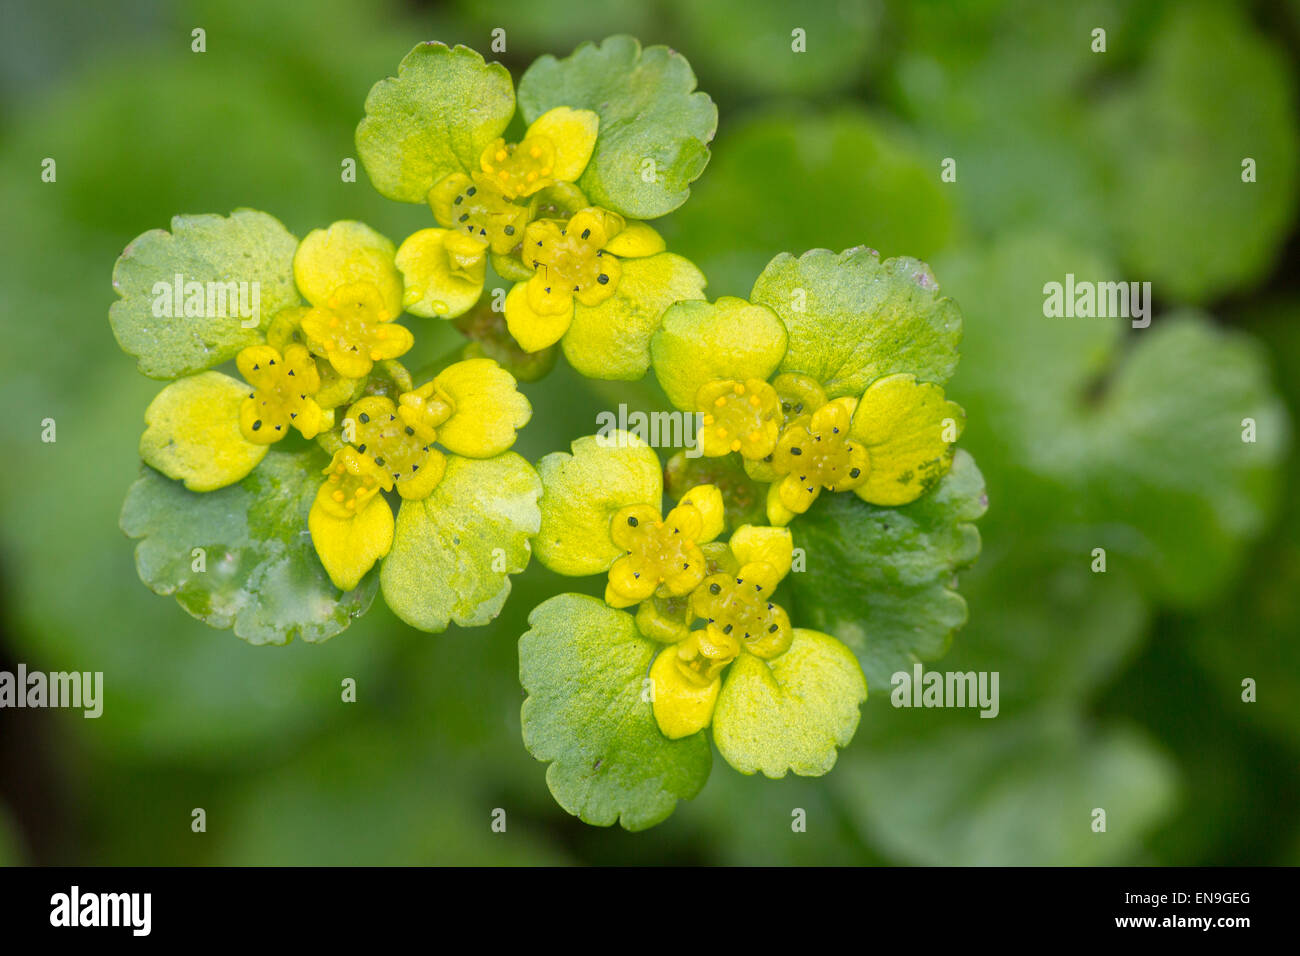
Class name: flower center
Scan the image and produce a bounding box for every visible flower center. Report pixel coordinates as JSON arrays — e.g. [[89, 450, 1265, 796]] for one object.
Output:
[[771, 398, 870, 495], [689, 564, 793, 660], [303, 281, 409, 365], [238, 343, 322, 443], [479, 135, 557, 200], [347, 396, 439, 489], [606, 503, 707, 605], [526, 216, 620, 306], [431, 172, 529, 255], [696, 378, 782, 458]]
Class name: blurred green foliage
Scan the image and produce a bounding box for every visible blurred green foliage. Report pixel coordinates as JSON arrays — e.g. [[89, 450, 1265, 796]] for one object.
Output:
[[1, 0, 1297, 865]]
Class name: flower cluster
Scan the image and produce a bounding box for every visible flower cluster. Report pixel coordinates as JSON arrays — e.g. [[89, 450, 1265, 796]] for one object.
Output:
[[111, 36, 980, 831]]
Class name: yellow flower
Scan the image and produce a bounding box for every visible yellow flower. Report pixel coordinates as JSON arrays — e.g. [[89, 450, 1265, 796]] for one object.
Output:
[[768, 397, 870, 517], [604, 492, 721, 609], [235, 343, 325, 444], [504, 206, 667, 352], [307, 358, 532, 590], [399, 108, 601, 321], [648, 524, 796, 739], [695, 378, 783, 459], [294, 221, 413, 378]]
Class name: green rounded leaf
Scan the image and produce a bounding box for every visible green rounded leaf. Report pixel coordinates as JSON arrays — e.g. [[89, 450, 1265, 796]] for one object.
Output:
[[120, 449, 377, 645], [380, 452, 542, 632], [713, 629, 867, 778], [534, 432, 663, 576], [520, 593, 711, 830], [518, 35, 717, 219], [356, 42, 516, 204], [790, 450, 987, 688], [751, 247, 962, 399], [563, 252, 707, 381], [109, 209, 300, 379], [650, 297, 787, 410]]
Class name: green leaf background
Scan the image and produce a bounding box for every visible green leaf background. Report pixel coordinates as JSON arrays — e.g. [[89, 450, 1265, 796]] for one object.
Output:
[[1, 0, 1297, 864]]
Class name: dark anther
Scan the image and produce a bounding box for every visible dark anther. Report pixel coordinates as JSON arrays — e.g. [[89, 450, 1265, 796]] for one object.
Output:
[[709, 583, 721, 594], [375, 457, 385, 467], [850, 468, 861, 478], [405, 426, 415, 436], [581, 229, 590, 239], [358, 444, 367, 453], [627, 516, 638, 526], [504, 225, 515, 235], [458, 214, 469, 223], [252, 420, 262, 431], [454, 195, 463, 205], [722, 624, 734, 635], [466, 186, 476, 196], [359, 413, 370, 423], [790, 447, 803, 456], [597, 274, 609, 284], [768, 623, 779, 633], [288, 369, 295, 376]]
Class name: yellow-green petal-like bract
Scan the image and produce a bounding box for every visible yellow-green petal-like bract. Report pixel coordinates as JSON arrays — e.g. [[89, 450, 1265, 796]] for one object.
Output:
[[139, 372, 268, 491], [380, 453, 541, 632], [534, 432, 663, 576], [395, 228, 487, 319], [850, 372, 964, 506], [432, 358, 532, 458], [525, 106, 599, 183], [728, 524, 794, 579], [650, 297, 786, 410], [308, 490, 394, 591], [563, 253, 706, 381], [505, 281, 574, 352], [294, 220, 403, 317], [650, 647, 720, 739], [713, 629, 866, 778], [603, 221, 666, 259]]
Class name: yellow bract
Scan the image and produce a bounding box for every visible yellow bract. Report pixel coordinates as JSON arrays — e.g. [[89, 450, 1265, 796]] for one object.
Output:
[[850, 373, 964, 506], [308, 485, 394, 592], [425, 358, 532, 458], [695, 378, 782, 459], [139, 371, 268, 491], [395, 228, 488, 319], [294, 220, 403, 318], [650, 640, 723, 739], [236, 343, 325, 444]]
